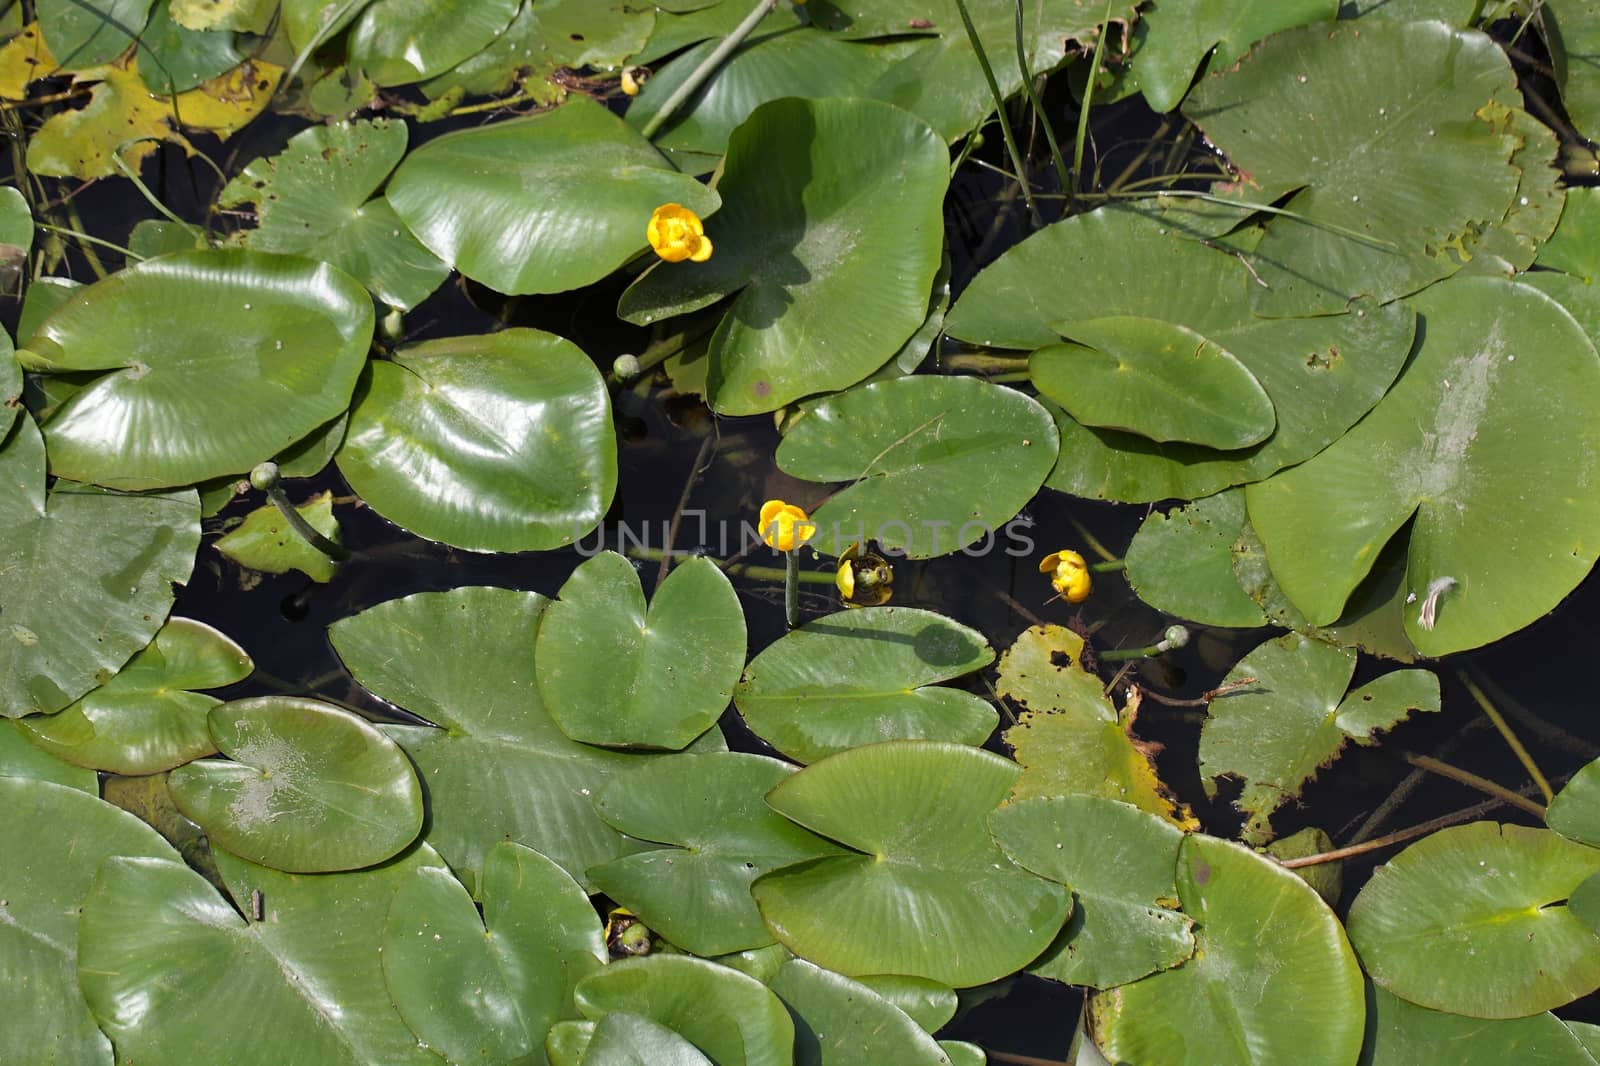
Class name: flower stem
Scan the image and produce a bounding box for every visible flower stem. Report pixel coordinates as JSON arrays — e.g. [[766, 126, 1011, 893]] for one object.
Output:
[[1099, 626, 1189, 662], [250, 462, 351, 563], [785, 550, 800, 628], [640, 0, 777, 140]]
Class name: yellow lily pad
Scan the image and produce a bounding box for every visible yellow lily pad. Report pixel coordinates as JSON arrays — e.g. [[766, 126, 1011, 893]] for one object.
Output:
[[0, 23, 58, 100], [28, 58, 282, 179]]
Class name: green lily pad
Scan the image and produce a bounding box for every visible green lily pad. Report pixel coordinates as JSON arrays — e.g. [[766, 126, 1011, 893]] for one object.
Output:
[[1268, 826, 1342, 905], [336, 328, 616, 553], [853, 976, 957, 1034], [330, 586, 724, 894], [80, 846, 450, 1066], [0, 777, 179, 1066], [619, 97, 947, 415], [772, 958, 952, 1065], [219, 119, 448, 311], [283, 0, 376, 52], [170, 696, 424, 872], [0, 413, 200, 717], [1089, 834, 1365, 1066], [215, 491, 343, 582], [946, 208, 1416, 502], [1347, 822, 1600, 1018], [999, 626, 1189, 825], [1124, 489, 1269, 627], [136, 3, 244, 93], [1184, 20, 1521, 316], [775, 377, 1059, 558], [0, 184, 32, 290], [1549, 755, 1600, 847], [630, 0, 806, 65], [753, 740, 1071, 986], [1457, 105, 1564, 275], [1546, 1, 1600, 143], [1525, 187, 1600, 341], [0, 719, 96, 790], [1038, 315, 1275, 448], [388, 95, 718, 295], [536, 552, 744, 749], [1363, 982, 1600, 1066], [22, 249, 373, 490], [578, 1013, 713, 1066], [1246, 275, 1600, 656], [171, 0, 277, 32], [1199, 633, 1438, 840], [128, 218, 207, 258], [575, 955, 795, 1066], [733, 606, 996, 763], [991, 795, 1195, 989], [589, 753, 845, 956], [19, 616, 251, 774], [1122, 0, 1334, 112], [382, 841, 606, 1064], [347, 0, 519, 85], [0, 333, 20, 446], [37, 0, 154, 67]]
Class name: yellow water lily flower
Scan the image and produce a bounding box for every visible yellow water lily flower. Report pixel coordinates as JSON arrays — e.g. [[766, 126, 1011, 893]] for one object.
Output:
[[620, 66, 646, 96], [647, 203, 713, 263], [1041, 549, 1092, 604], [760, 499, 815, 552], [836, 543, 893, 607]]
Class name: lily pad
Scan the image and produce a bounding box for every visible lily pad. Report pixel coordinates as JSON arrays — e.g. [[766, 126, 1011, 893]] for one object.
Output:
[[1124, 489, 1268, 627], [775, 377, 1059, 558], [0, 777, 179, 1066], [388, 95, 719, 295], [1546, 0, 1600, 142], [588, 753, 845, 956], [1364, 982, 1600, 1066], [169, 696, 424, 872], [1346, 822, 1600, 1018], [1036, 316, 1276, 448], [19, 616, 251, 774], [36, 0, 154, 67], [79, 847, 450, 1066], [382, 842, 606, 1064], [578, 1013, 713, 1065], [772, 958, 953, 1065], [991, 795, 1194, 989], [136, 2, 244, 93], [1549, 755, 1600, 847], [733, 606, 996, 763], [536, 552, 744, 749], [171, 0, 277, 32], [330, 587, 723, 894], [219, 119, 447, 311], [946, 208, 1416, 502], [335, 328, 616, 553], [999, 625, 1189, 825], [347, 0, 519, 85], [1122, 0, 1334, 112], [0, 413, 200, 717], [23, 249, 372, 490], [574, 955, 795, 1066], [1088, 834, 1365, 1066], [853, 976, 957, 1034], [1245, 275, 1600, 656], [1199, 633, 1439, 840], [619, 97, 947, 415], [752, 740, 1071, 986], [1184, 20, 1521, 315], [0, 719, 96, 790], [215, 491, 344, 582]]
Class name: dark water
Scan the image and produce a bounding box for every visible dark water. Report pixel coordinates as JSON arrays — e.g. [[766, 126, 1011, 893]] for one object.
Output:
[[12, 72, 1600, 1059]]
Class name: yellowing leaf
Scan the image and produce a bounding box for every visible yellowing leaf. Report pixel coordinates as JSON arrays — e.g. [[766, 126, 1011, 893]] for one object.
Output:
[[28, 58, 282, 179], [0, 24, 59, 100], [998, 625, 1196, 829]]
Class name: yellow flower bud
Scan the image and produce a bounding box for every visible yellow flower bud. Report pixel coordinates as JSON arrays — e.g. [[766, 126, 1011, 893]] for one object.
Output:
[[1040, 549, 1092, 604], [760, 499, 815, 552], [836, 543, 892, 607], [620, 67, 644, 96], [647, 203, 713, 264]]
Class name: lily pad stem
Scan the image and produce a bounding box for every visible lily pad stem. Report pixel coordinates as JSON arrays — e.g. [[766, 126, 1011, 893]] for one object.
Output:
[[1278, 793, 1529, 871], [1400, 750, 1546, 818], [249, 462, 351, 563], [1099, 625, 1189, 662], [641, 0, 779, 140]]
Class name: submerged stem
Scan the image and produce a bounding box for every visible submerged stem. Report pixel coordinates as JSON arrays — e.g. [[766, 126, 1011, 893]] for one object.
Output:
[[1400, 751, 1547, 817], [250, 463, 351, 563], [1458, 672, 1555, 804], [785, 550, 800, 628]]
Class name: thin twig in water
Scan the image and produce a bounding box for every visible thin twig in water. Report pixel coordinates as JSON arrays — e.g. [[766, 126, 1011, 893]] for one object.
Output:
[[1400, 751, 1547, 817], [1458, 671, 1555, 804], [1279, 794, 1527, 870], [656, 434, 716, 588], [1137, 676, 1258, 708]]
